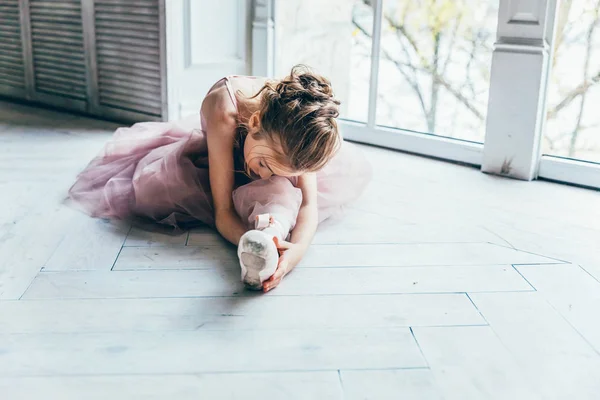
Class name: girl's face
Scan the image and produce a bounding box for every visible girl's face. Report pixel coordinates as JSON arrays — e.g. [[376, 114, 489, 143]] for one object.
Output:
[[244, 113, 303, 180]]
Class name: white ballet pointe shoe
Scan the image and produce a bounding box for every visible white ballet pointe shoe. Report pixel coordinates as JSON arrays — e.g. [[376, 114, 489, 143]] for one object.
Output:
[[237, 214, 284, 290]]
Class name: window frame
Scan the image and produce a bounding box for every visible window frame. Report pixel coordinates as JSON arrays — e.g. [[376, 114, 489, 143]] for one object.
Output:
[[252, 0, 600, 190]]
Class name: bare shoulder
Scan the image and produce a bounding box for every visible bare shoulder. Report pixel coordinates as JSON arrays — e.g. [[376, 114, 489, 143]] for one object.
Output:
[[201, 84, 237, 134]]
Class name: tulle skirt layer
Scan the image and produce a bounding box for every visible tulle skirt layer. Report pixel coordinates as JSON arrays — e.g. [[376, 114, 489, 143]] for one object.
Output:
[[68, 115, 372, 231]]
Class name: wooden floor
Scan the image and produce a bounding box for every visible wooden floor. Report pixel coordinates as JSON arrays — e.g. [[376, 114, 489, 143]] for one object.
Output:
[[1, 100, 600, 399]]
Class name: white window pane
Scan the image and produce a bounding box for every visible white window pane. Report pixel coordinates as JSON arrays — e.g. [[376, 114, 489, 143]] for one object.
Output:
[[373, 0, 498, 143], [544, 0, 600, 164]]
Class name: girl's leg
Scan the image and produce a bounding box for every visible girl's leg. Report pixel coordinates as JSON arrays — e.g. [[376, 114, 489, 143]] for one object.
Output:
[[232, 176, 302, 240], [232, 176, 302, 289]]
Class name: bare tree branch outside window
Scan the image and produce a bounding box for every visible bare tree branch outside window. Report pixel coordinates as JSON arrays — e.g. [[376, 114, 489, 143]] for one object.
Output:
[[350, 0, 600, 162]]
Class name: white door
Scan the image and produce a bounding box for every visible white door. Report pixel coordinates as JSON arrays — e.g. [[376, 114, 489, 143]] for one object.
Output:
[[165, 0, 251, 120]]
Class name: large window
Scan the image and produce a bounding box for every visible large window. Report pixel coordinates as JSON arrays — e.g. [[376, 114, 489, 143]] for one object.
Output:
[[269, 0, 600, 189]]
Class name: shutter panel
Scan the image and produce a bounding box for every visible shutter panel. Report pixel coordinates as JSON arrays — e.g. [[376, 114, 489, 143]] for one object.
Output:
[[29, 0, 87, 103], [0, 1, 26, 97], [2, 0, 166, 122], [95, 0, 163, 118]]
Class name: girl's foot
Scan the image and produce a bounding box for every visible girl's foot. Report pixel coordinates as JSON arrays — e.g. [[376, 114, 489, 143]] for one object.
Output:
[[237, 214, 284, 290]]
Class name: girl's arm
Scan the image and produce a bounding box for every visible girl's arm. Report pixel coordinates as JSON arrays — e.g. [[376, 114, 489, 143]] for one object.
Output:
[[263, 172, 318, 291], [289, 172, 318, 251], [202, 92, 248, 245]]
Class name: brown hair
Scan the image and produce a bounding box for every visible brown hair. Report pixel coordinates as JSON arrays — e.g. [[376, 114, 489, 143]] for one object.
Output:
[[249, 65, 341, 172]]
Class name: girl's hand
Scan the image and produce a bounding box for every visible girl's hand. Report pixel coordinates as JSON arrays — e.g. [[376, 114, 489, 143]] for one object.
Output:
[[262, 237, 306, 292]]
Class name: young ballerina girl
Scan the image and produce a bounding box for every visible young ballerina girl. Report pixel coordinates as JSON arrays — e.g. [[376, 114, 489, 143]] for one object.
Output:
[[68, 65, 372, 292]]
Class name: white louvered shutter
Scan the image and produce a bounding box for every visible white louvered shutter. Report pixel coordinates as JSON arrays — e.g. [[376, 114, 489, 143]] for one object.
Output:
[[0, 1, 26, 98], [29, 0, 88, 109], [1, 0, 166, 122], [94, 0, 164, 119]]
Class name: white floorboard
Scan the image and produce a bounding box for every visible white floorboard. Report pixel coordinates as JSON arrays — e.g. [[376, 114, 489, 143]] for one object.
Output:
[[0, 373, 343, 400], [0, 293, 484, 334], [22, 265, 532, 299], [0, 328, 425, 376], [112, 242, 561, 271]]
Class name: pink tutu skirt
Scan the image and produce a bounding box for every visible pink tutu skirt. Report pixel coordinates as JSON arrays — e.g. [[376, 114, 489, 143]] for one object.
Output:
[[68, 114, 372, 232]]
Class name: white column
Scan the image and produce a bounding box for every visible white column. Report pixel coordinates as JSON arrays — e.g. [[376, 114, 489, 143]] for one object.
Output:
[[482, 0, 559, 180], [251, 0, 275, 77]]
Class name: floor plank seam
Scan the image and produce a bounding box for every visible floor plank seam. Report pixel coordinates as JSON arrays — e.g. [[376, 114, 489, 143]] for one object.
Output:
[[488, 242, 573, 264], [511, 265, 538, 291], [110, 225, 133, 271], [409, 327, 430, 368], [465, 293, 491, 325], [21, 290, 538, 301], [38, 228, 70, 275], [511, 262, 570, 266], [11, 291, 485, 300], [122, 244, 189, 248], [16, 272, 42, 301], [1, 366, 432, 379], [578, 264, 600, 285], [1, 324, 491, 335], [336, 369, 346, 400], [465, 297, 528, 363], [120, 241, 514, 248], [110, 263, 563, 271], [15, 234, 67, 299], [482, 227, 516, 248]]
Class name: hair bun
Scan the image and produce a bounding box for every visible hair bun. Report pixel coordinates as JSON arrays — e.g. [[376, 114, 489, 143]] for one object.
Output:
[[276, 65, 340, 105]]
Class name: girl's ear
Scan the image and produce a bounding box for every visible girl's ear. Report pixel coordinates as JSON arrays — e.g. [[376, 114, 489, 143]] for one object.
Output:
[[248, 112, 260, 130]]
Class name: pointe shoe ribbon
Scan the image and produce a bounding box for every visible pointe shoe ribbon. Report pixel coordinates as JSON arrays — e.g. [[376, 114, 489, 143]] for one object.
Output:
[[255, 214, 272, 229], [254, 213, 286, 241]]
